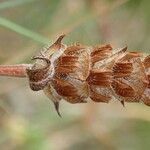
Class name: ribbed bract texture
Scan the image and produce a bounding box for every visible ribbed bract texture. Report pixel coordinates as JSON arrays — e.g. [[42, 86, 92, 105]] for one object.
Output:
[[26, 36, 150, 115]]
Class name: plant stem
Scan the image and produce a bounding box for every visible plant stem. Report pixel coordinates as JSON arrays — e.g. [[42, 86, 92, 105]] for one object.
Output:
[[0, 64, 31, 78]]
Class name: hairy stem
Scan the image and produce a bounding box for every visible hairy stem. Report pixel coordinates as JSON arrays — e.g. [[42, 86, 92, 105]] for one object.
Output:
[[0, 64, 31, 78]]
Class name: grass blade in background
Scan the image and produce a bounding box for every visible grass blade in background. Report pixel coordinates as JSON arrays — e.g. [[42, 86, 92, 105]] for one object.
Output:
[[0, 0, 36, 10], [0, 17, 49, 44]]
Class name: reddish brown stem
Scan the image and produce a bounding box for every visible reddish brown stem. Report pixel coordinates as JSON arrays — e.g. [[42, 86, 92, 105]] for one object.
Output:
[[0, 64, 31, 78]]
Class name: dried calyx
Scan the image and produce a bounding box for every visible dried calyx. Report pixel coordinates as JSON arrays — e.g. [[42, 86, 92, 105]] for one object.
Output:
[[26, 35, 66, 91], [26, 35, 67, 116], [0, 35, 149, 117], [26, 35, 150, 117]]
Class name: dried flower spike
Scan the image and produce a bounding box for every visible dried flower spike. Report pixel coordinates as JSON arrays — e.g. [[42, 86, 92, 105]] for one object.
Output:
[[0, 35, 150, 116]]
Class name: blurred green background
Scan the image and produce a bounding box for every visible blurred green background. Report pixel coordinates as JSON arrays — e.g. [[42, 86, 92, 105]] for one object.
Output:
[[0, 0, 150, 150]]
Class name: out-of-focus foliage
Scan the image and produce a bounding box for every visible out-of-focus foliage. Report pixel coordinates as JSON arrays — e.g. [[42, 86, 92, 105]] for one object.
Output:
[[0, 0, 150, 150]]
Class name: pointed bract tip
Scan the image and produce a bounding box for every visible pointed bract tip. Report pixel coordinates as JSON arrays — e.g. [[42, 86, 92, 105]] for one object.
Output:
[[54, 101, 62, 118], [54, 34, 66, 45], [120, 100, 125, 107], [122, 46, 128, 52]]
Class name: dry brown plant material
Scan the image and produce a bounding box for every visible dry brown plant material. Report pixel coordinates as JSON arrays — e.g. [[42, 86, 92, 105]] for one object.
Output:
[[0, 35, 149, 116]]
